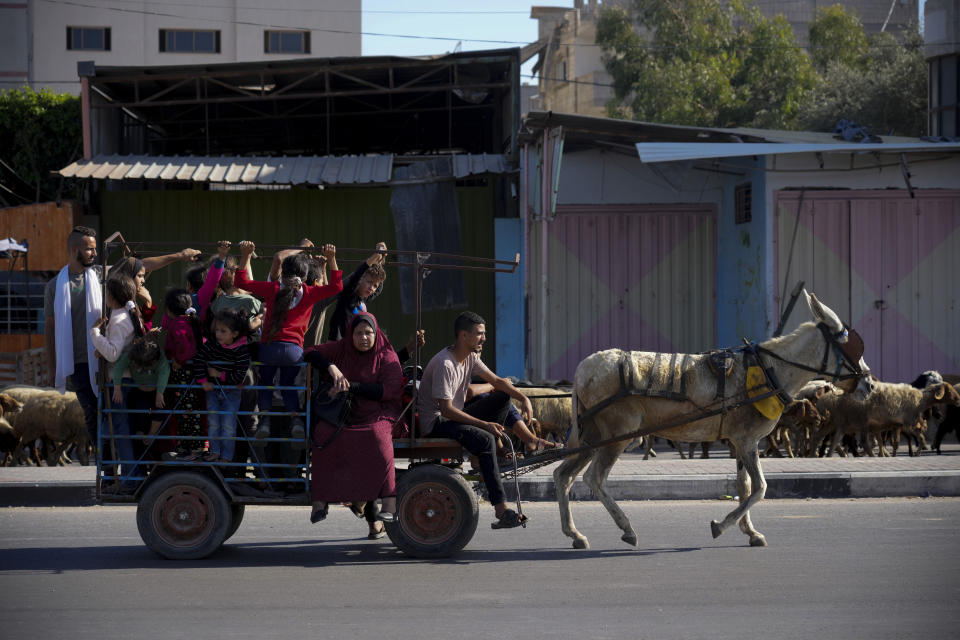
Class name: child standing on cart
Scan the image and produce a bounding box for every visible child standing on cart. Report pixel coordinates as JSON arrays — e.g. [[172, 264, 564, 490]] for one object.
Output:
[[324, 242, 423, 366], [193, 308, 251, 463], [90, 275, 144, 490], [325, 242, 387, 342], [234, 240, 342, 447], [160, 289, 204, 461], [112, 334, 170, 480]]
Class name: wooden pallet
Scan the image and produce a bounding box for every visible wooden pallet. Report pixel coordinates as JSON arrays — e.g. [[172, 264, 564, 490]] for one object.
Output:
[[0, 347, 46, 387]]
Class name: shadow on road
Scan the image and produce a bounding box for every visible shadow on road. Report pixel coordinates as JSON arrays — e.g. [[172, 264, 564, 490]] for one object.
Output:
[[0, 540, 704, 572]]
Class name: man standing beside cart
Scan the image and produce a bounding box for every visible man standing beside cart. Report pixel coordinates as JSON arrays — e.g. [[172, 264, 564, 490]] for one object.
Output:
[[44, 227, 201, 460], [417, 311, 532, 529], [44, 226, 103, 454]]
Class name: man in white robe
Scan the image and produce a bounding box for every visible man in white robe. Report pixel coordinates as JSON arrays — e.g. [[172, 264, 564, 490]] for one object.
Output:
[[44, 226, 103, 452]]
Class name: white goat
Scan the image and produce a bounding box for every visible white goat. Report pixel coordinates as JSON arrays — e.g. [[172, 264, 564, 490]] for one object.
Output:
[[515, 386, 573, 445], [2, 386, 91, 466], [814, 380, 960, 457]]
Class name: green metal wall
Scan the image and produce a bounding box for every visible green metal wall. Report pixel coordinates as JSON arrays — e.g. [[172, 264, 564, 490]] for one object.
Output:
[[100, 185, 497, 368]]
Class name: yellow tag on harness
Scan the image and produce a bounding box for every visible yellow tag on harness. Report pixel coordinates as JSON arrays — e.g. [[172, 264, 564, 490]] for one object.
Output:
[[746, 366, 785, 420]]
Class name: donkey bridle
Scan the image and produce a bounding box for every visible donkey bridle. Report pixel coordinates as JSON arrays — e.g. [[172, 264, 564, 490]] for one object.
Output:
[[753, 322, 865, 403]]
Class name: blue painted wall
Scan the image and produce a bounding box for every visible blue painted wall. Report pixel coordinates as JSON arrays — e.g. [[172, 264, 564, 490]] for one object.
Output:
[[716, 157, 771, 347], [495, 217, 524, 378]]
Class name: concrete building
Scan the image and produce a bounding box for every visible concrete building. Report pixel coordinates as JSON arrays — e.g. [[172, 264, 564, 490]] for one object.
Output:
[[0, 0, 361, 95], [925, 0, 960, 137], [520, 112, 960, 384], [526, 2, 612, 116], [527, 0, 920, 118]]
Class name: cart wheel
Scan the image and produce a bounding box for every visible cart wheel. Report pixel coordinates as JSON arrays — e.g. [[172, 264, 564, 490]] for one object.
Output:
[[386, 464, 478, 558], [136, 471, 231, 560], [225, 504, 245, 542]]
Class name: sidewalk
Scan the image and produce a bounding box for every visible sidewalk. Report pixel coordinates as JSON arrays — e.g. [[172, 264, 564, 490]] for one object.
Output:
[[3, 446, 959, 506], [511, 449, 960, 501]]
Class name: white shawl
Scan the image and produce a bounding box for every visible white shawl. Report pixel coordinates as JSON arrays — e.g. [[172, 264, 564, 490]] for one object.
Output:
[[53, 265, 102, 395]]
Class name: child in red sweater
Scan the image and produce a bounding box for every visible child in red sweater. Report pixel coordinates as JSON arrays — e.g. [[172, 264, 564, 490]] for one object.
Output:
[[161, 288, 204, 460], [235, 241, 341, 448]]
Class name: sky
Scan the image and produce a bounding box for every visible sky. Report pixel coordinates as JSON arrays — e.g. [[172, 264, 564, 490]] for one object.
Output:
[[361, 0, 569, 84], [360, 0, 927, 85]]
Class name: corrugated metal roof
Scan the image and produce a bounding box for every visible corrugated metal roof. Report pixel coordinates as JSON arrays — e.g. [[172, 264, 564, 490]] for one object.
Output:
[[58, 153, 514, 185], [450, 153, 511, 178], [715, 127, 930, 145], [58, 154, 394, 185], [635, 142, 960, 164]]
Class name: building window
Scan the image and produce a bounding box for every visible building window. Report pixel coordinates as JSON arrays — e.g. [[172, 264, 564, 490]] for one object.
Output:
[[735, 183, 752, 224], [929, 55, 958, 138], [159, 29, 221, 53], [66, 27, 111, 51], [0, 270, 51, 335], [265, 30, 310, 54]]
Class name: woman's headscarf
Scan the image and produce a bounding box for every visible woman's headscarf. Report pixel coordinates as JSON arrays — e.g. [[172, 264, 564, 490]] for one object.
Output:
[[305, 311, 402, 425], [111, 256, 145, 283], [338, 311, 390, 381]]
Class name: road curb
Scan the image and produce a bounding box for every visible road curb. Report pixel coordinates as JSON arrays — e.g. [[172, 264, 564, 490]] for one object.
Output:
[[0, 482, 98, 507], [506, 470, 960, 501]]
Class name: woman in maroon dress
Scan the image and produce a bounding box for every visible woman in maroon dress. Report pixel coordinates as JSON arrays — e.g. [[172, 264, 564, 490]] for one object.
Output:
[[304, 312, 402, 525]]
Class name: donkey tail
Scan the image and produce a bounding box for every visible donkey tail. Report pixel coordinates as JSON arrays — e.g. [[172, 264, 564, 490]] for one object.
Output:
[[566, 386, 581, 449]]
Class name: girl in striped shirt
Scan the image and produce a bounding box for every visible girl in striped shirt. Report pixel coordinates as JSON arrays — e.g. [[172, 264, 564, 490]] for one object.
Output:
[[193, 308, 252, 463]]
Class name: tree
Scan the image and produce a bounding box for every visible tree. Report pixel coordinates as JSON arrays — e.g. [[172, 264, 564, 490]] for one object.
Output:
[[0, 87, 81, 205], [800, 9, 926, 137], [807, 4, 869, 73], [596, 0, 816, 129]]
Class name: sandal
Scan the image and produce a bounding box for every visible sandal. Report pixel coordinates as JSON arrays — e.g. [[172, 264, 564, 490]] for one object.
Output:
[[491, 508, 528, 529], [345, 502, 366, 519], [164, 450, 203, 462], [526, 437, 559, 455], [377, 512, 395, 523], [367, 521, 386, 539]]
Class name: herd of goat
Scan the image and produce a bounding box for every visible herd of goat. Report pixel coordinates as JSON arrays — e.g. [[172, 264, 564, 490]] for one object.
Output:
[[1, 371, 959, 467]]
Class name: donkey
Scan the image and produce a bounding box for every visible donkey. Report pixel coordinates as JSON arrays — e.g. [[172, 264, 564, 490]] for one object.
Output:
[[554, 292, 872, 549]]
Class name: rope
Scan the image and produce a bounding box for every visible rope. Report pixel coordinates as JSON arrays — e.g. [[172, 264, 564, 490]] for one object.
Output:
[[500, 434, 525, 527]]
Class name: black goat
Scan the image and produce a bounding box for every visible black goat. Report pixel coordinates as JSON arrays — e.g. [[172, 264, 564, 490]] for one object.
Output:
[[933, 384, 960, 455]]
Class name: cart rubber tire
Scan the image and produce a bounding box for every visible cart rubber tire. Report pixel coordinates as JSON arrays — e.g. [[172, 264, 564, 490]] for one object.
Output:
[[136, 471, 232, 560], [386, 464, 478, 558], [225, 504, 245, 542]]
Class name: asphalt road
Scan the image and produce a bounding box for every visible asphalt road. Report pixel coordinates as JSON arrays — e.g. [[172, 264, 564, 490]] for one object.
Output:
[[2, 499, 959, 640]]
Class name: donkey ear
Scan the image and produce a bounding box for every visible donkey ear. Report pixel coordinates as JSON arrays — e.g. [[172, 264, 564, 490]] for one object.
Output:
[[807, 292, 843, 332], [805, 290, 823, 320]]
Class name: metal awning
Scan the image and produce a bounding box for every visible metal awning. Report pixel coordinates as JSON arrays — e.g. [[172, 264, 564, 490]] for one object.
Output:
[[635, 141, 960, 164], [57, 153, 512, 185]]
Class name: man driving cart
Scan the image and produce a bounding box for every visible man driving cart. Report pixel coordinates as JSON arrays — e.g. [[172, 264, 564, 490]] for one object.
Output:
[[417, 311, 532, 529]]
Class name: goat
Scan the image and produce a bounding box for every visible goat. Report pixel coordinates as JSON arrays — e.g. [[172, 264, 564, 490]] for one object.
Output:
[[932, 384, 960, 454], [3, 386, 91, 467], [886, 372, 948, 457], [814, 380, 960, 457], [764, 399, 824, 458], [515, 386, 573, 445]]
